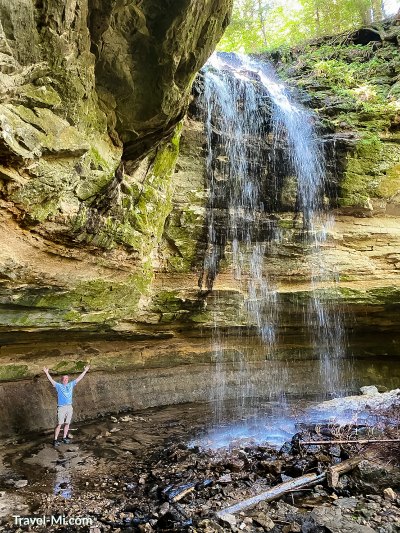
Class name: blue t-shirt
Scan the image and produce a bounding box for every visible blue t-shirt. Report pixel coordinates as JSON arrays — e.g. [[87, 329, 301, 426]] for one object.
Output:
[[54, 380, 76, 406]]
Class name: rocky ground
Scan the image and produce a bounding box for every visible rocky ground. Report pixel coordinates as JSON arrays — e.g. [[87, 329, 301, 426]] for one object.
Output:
[[0, 397, 399, 533]]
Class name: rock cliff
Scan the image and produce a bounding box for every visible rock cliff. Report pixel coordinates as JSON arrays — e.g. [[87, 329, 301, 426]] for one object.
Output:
[[162, 20, 400, 359], [0, 0, 232, 368], [0, 7, 400, 433]]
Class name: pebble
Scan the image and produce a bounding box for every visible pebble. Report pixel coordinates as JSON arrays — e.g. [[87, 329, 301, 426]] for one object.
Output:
[[218, 473, 232, 483], [219, 513, 237, 528], [14, 480, 28, 488], [383, 488, 397, 501]]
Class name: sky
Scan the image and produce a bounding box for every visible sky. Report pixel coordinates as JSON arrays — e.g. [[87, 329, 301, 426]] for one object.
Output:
[[385, 0, 400, 14]]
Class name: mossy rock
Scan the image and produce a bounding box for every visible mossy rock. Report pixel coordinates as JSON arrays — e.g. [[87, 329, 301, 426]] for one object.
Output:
[[52, 360, 87, 375], [340, 134, 400, 207], [0, 364, 29, 381]]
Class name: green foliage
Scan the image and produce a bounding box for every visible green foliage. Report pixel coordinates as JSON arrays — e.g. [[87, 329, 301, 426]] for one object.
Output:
[[278, 40, 400, 132], [219, 0, 399, 52]]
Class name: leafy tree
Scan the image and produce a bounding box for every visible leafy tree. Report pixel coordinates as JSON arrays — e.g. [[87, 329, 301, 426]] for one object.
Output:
[[218, 0, 399, 53]]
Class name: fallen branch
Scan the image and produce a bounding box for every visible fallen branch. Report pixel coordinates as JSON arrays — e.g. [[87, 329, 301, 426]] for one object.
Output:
[[216, 473, 325, 517], [300, 439, 400, 445], [326, 456, 363, 488], [216, 456, 362, 518]]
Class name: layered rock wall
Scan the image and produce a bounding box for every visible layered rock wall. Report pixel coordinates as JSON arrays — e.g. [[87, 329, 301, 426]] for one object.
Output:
[[1, 10, 400, 434], [0, 0, 232, 343]]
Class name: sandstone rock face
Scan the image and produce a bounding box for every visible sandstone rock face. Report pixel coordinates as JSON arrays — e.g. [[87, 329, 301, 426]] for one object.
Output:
[[0, 9, 400, 435], [89, 0, 233, 160], [0, 0, 232, 339], [161, 22, 400, 358]]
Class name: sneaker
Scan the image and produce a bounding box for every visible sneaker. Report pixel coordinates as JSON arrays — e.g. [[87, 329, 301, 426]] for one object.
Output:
[[62, 438, 71, 444], [53, 440, 60, 447]]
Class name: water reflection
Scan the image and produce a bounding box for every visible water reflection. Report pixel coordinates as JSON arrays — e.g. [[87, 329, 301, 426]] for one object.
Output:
[[53, 468, 72, 499]]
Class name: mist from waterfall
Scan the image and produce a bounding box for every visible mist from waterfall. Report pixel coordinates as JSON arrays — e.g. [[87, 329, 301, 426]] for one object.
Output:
[[199, 52, 350, 430]]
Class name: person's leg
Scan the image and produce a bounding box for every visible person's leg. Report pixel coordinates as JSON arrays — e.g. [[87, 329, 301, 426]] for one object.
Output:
[[54, 407, 65, 445], [62, 406, 73, 442], [63, 423, 69, 439], [54, 424, 62, 440]]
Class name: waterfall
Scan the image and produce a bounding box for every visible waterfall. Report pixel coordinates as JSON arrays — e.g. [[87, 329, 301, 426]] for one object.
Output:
[[198, 52, 349, 431]]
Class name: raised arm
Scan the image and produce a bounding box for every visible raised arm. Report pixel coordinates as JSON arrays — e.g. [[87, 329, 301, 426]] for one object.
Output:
[[43, 367, 57, 386], [74, 365, 90, 384]]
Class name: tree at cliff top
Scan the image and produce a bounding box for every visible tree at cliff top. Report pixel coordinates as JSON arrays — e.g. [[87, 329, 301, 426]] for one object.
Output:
[[219, 0, 400, 52]]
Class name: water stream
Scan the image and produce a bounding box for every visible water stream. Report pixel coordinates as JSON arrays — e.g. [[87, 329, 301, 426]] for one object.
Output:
[[198, 53, 351, 440]]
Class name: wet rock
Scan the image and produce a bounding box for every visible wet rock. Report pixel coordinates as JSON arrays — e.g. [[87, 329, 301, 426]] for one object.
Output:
[[226, 459, 245, 472], [260, 459, 284, 475], [159, 502, 170, 516], [14, 479, 28, 488], [310, 505, 376, 533], [275, 501, 299, 520], [138, 524, 154, 533], [162, 482, 195, 502], [333, 497, 358, 510], [329, 445, 342, 458], [218, 513, 237, 528], [198, 519, 226, 532], [196, 479, 214, 490], [353, 460, 400, 492], [383, 488, 397, 501], [360, 386, 380, 395], [120, 415, 134, 423], [217, 474, 232, 484], [312, 389, 400, 417], [300, 515, 326, 533], [252, 512, 275, 530], [280, 442, 293, 455]]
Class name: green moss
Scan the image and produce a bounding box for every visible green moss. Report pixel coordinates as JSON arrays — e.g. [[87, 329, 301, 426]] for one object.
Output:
[[163, 205, 204, 272], [340, 133, 400, 207], [150, 289, 208, 323], [278, 41, 400, 132], [377, 163, 400, 198], [53, 360, 87, 374], [20, 84, 62, 108], [284, 286, 400, 306], [0, 364, 29, 381], [73, 124, 182, 257], [272, 38, 400, 209], [152, 290, 182, 312], [189, 311, 212, 323], [0, 264, 154, 329], [340, 134, 382, 207]]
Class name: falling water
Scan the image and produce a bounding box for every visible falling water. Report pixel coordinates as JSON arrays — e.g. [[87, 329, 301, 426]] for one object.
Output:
[[199, 54, 281, 424], [199, 53, 349, 432], [240, 55, 349, 396]]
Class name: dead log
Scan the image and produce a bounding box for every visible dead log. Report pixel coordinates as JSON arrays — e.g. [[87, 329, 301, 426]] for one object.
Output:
[[327, 456, 362, 488], [216, 473, 325, 517], [216, 456, 362, 517]]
